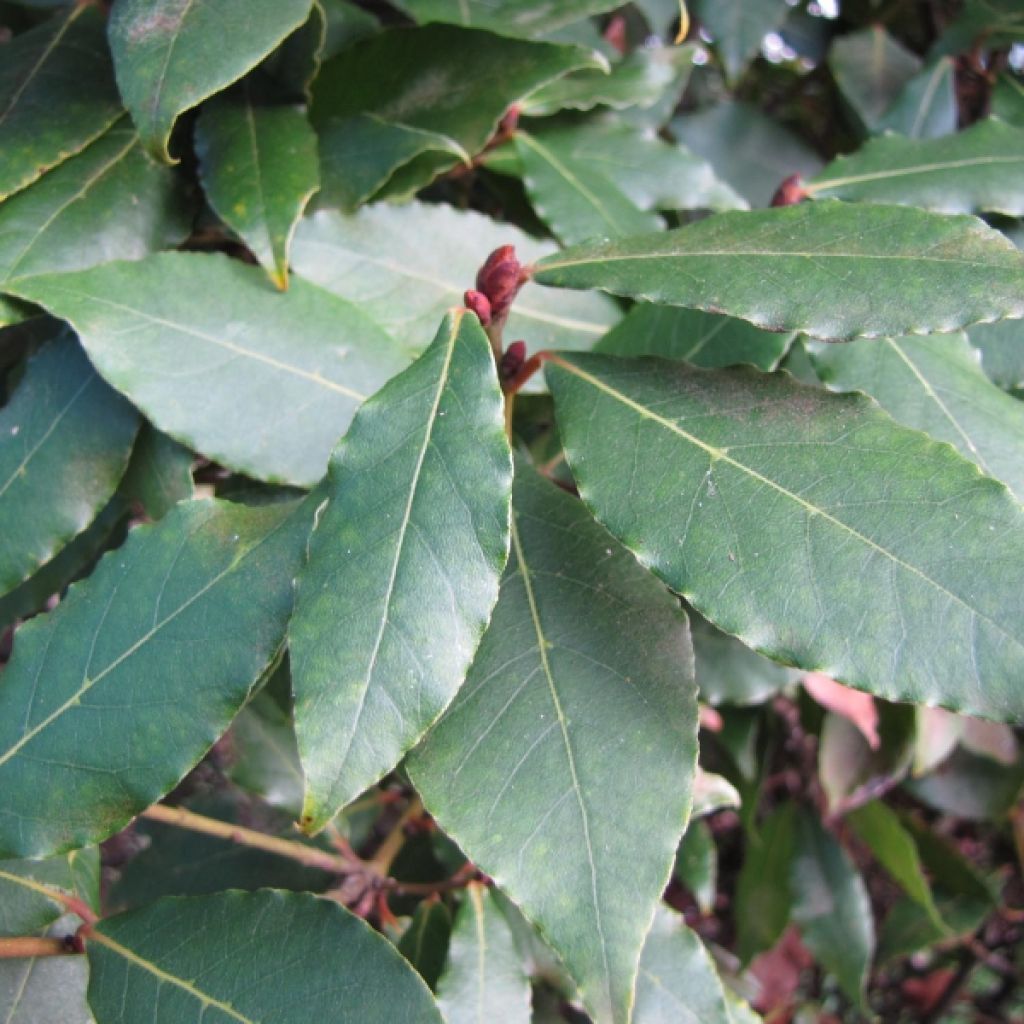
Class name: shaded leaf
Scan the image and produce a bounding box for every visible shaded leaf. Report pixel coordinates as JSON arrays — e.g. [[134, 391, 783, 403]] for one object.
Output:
[[290, 203, 621, 360], [877, 58, 957, 139], [291, 311, 511, 831], [674, 820, 717, 915], [992, 73, 1024, 125], [913, 706, 963, 775], [0, 849, 98, 936], [0, 6, 121, 202], [398, 898, 452, 991], [87, 890, 442, 1023], [545, 353, 1024, 720], [436, 884, 531, 1022], [118, 425, 194, 521], [905, 746, 1024, 821], [390, 0, 620, 39], [806, 119, 1024, 215], [0, 927, 93, 1024], [0, 330, 138, 597], [196, 90, 320, 289], [534, 203, 1024, 341], [7, 252, 408, 487], [931, 0, 1024, 58], [790, 810, 873, 1007], [808, 331, 1024, 500], [409, 463, 698, 1024], [0, 495, 314, 858], [693, 0, 790, 82], [969, 317, 1024, 391], [108, 0, 314, 163], [692, 769, 740, 819]]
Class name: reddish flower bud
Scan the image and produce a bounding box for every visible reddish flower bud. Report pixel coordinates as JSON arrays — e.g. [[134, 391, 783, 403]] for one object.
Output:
[[771, 173, 807, 207], [500, 340, 527, 383], [497, 104, 521, 137], [463, 289, 492, 326], [476, 245, 528, 326]]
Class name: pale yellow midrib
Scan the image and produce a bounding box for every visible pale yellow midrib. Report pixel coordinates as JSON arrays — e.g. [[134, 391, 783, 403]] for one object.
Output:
[[0, 7, 80, 126], [807, 153, 1024, 193]]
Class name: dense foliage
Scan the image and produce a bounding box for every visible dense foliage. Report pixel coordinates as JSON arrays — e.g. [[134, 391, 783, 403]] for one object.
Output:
[[1, 0, 1023, 1021]]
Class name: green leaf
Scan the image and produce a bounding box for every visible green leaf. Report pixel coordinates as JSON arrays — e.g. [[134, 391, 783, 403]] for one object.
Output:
[[829, 26, 921, 134], [847, 801, 946, 931], [735, 803, 795, 963], [674, 820, 717, 915], [0, 6, 122, 202], [0, 932, 93, 1024], [877, 58, 957, 139], [108, 0, 314, 163], [692, 769, 741, 819], [931, 0, 1024, 58], [0, 330, 138, 597], [992, 73, 1024, 125], [633, 905, 734, 1023], [0, 495, 314, 859], [390, 0, 620, 39], [515, 130, 662, 245], [0, 849, 98, 936], [790, 811, 874, 1008], [409, 463, 698, 1024], [534, 203, 1024, 341], [398, 898, 452, 991], [291, 311, 511, 831], [905, 746, 1024, 821], [290, 203, 621, 361], [693, 0, 791, 82], [806, 119, 1024, 216], [670, 101, 822, 208], [6, 252, 409, 487], [969, 317, 1024, 391], [807, 331, 1024, 500], [545, 353, 1024, 721], [436, 884, 531, 1022], [0, 119, 191, 324], [87, 890, 443, 1023], [596, 303, 791, 371], [195, 91, 319, 289], [118, 425, 195, 521], [309, 25, 603, 198]]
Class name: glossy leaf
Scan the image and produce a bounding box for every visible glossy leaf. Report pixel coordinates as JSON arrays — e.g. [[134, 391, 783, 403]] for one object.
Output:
[[409, 463, 698, 1024], [693, 0, 790, 81], [790, 812, 873, 1007], [87, 890, 442, 1023], [0, 496, 314, 858], [0, 120, 191, 323], [108, 0, 314, 163], [877, 58, 957, 139], [290, 203, 621, 358], [534, 203, 1024, 341], [291, 311, 511, 831], [597, 303, 792, 371], [0, 849, 98, 936], [398, 899, 452, 991], [0, 6, 122, 202], [390, 0, 620, 38], [633, 906, 733, 1023], [546, 353, 1024, 720], [195, 91, 320, 289], [806, 119, 1024, 215], [436, 884, 531, 1023], [735, 803, 795, 963], [0, 330, 138, 597], [7, 253, 408, 487], [807, 331, 1024, 500]]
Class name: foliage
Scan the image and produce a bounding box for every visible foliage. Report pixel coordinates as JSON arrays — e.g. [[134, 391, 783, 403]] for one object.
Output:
[[0, 1, 1022, 1021]]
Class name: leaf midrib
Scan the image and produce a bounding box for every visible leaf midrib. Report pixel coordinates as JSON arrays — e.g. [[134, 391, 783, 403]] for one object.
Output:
[[808, 153, 1024, 194], [549, 354, 1024, 653]]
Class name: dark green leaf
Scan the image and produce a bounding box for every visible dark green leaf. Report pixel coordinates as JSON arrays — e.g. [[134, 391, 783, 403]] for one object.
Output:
[[534, 203, 1024, 341], [0, 849, 98, 936], [108, 0, 314, 163], [931, 0, 1024, 58], [807, 331, 1024, 500], [436, 884, 531, 1021], [118, 425, 195, 521], [398, 898, 452, 991], [87, 890, 443, 1023], [409, 463, 697, 1024], [291, 311, 511, 831], [390, 0, 620, 39], [0, 119, 191, 324], [790, 811, 873, 1007], [545, 353, 1024, 720], [597, 303, 791, 371], [992, 73, 1024, 125], [877, 58, 957, 138], [0, 330, 138, 597], [806, 119, 1024, 215], [195, 91, 320, 289], [0, 495, 314, 858], [7, 253, 408, 487], [0, 6, 121, 202], [0, 932, 93, 1024], [674, 820, 716, 915], [969, 318, 1024, 391], [735, 803, 795, 963], [693, 0, 791, 82], [904, 746, 1024, 821]]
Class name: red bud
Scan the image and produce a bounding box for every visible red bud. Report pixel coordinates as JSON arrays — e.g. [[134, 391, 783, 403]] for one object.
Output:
[[771, 173, 807, 207], [500, 340, 527, 382], [476, 245, 528, 326], [463, 289, 492, 326]]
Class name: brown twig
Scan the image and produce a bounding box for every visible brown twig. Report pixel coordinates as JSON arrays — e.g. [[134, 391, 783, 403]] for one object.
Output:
[[0, 936, 79, 959]]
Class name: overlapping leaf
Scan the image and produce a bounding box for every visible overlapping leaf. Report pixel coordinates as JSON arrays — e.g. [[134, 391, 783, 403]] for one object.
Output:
[[0, 331, 138, 597], [7, 253, 409, 487], [291, 312, 511, 831], [196, 91, 320, 289], [0, 850, 98, 936], [693, 0, 790, 82], [0, 6, 122, 202], [409, 463, 698, 1024], [87, 890, 442, 1023], [390, 0, 620, 38], [0, 496, 313, 858], [546, 353, 1024, 720], [806, 118, 1024, 215], [534, 203, 1024, 341], [108, 0, 314, 163], [878, 58, 957, 138]]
